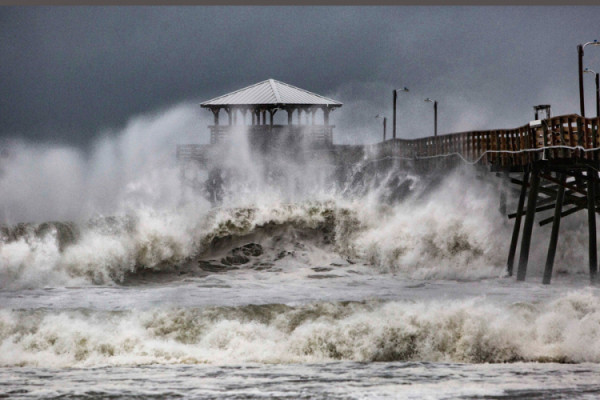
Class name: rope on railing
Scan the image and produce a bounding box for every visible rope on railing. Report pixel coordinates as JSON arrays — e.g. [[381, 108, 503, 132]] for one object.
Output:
[[356, 144, 600, 168]]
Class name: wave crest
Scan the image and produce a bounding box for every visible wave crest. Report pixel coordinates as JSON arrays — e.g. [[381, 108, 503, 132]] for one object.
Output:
[[2, 291, 600, 367]]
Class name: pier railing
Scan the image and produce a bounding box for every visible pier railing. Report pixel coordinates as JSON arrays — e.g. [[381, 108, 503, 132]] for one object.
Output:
[[373, 114, 600, 168], [208, 124, 334, 146], [176, 144, 209, 162]]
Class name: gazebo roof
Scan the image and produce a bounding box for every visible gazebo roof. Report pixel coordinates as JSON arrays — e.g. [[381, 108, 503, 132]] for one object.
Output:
[[200, 79, 342, 108]]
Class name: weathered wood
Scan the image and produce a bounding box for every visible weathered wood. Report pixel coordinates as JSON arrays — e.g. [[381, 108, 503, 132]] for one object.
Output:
[[508, 203, 557, 219], [539, 205, 587, 226], [507, 169, 530, 277], [543, 173, 566, 284], [588, 167, 598, 282], [517, 163, 541, 281]]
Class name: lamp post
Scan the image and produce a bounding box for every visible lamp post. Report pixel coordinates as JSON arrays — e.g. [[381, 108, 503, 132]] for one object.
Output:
[[424, 98, 438, 137], [393, 87, 409, 139], [585, 68, 600, 118], [375, 114, 387, 141], [578, 40, 600, 117]]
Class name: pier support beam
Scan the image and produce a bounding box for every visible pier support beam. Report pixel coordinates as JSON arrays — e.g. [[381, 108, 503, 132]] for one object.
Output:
[[507, 169, 530, 276], [543, 173, 566, 284], [588, 167, 598, 282], [517, 163, 541, 281]]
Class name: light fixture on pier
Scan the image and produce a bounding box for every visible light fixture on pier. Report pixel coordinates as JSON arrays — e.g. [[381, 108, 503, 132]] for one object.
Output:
[[577, 40, 600, 117], [393, 87, 410, 140], [584, 67, 600, 117], [375, 114, 387, 141], [424, 98, 438, 137]]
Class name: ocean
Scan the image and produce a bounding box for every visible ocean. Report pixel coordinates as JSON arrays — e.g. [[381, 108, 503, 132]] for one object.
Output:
[[2, 108, 600, 399]]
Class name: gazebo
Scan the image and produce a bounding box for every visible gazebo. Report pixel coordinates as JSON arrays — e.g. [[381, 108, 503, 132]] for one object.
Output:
[[200, 79, 342, 146]]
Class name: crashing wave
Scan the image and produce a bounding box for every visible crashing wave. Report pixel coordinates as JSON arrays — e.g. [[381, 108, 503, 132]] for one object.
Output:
[[2, 290, 600, 367]]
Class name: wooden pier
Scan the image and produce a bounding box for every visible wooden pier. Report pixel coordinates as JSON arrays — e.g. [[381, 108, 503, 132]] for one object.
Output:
[[178, 79, 600, 284], [178, 114, 600, 283], [364, 114, 600, 284]]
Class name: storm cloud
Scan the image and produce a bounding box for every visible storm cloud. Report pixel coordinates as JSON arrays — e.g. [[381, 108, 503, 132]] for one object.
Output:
[[1, 6, 600, 146]]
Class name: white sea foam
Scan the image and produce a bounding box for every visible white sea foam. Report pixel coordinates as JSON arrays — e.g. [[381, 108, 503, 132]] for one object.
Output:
[[0, 102, 595, 288], [1, 290, 599, 367]]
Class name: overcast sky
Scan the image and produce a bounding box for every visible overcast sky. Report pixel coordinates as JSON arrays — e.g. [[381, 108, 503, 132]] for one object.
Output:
[[2, 6, 600, 146]]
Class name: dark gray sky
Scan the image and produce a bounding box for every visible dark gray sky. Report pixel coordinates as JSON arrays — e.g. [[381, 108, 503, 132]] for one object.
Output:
[[2, 6, 600, 146]]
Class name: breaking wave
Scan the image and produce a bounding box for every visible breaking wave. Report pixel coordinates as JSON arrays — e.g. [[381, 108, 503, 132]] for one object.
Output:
[[0, 165, 518, 289], [2, 290, 600, 367]]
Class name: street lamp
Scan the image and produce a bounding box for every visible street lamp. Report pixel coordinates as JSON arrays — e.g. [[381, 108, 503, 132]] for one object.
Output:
[[424, 98, 438, 137], [584, 68, 600, 118], [578, 40, 600, 117], [375, 114, 387, 141], [393, 87, 409, 139]]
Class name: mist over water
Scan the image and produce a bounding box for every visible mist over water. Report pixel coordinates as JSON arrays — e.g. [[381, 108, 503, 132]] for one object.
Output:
[[2, 102, 600, 399], [0, 102, 594, 289], [0, 103, 206, 224]]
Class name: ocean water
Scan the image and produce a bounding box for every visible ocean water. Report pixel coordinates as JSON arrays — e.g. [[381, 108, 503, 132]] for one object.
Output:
[[2, 106, 600, 399]]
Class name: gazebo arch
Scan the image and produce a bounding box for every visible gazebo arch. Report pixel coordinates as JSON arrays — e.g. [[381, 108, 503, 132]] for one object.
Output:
[[200, 79, 342, 146]]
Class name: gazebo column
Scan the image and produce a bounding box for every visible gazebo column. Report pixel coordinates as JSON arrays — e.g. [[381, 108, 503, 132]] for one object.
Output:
[[262, 111, 266, 125], [287, 108, 293, 125], [269, 109, 277, 126], [211, 108, 220, 125], [225, 107, 232, 125], [298, 109, 303, 125], [241, 108, 248, 125], [311, 108, 317, 125], [251, 110, 256, 125], [323, 107, 330, 125], [253, 110, 259, 125]]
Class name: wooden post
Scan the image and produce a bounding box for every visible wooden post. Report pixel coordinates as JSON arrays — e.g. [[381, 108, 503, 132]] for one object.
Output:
[[507, 169, 530, 276], [517, 163, 541, 281], [269, 109, 276, 126], [323, 107, 330, 125], [588, 166, 598, 282], [393, 89, 397, 139], [212, 108, 220, 125], [288, 108, 293, 125], [226, 108, 232, 125], [434, 100, 438, 137], [579, 44, 585, 117], [262, 110, 266, 125], [251, 110, 256, 125], [311, 108, 317, 125], [543, 173, 566, 284]]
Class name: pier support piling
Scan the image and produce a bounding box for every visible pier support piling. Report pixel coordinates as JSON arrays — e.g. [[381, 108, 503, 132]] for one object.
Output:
[[543, 173, 566, 284], [517, 163, 541, 281], [588, 167, 598, 282], [507, 169, 530, 276]]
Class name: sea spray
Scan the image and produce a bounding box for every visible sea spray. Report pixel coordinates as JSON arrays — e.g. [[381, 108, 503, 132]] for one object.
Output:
[[0, 103, 205, 225], [0, 103, 595, 289]]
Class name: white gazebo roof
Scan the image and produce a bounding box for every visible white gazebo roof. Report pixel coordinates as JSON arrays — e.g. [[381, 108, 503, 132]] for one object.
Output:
[[201, 79, 342, 108]]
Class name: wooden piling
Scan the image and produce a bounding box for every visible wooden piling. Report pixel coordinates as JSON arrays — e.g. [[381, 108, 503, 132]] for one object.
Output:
[[543, 173, 566, 284], [507, 169, 530, 276], [588, 167, 598, 282], [517, 163, 541, 281]]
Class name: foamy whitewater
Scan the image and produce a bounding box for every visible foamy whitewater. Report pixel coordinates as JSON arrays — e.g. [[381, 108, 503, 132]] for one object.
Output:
[[2, 104, 600, 399]]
